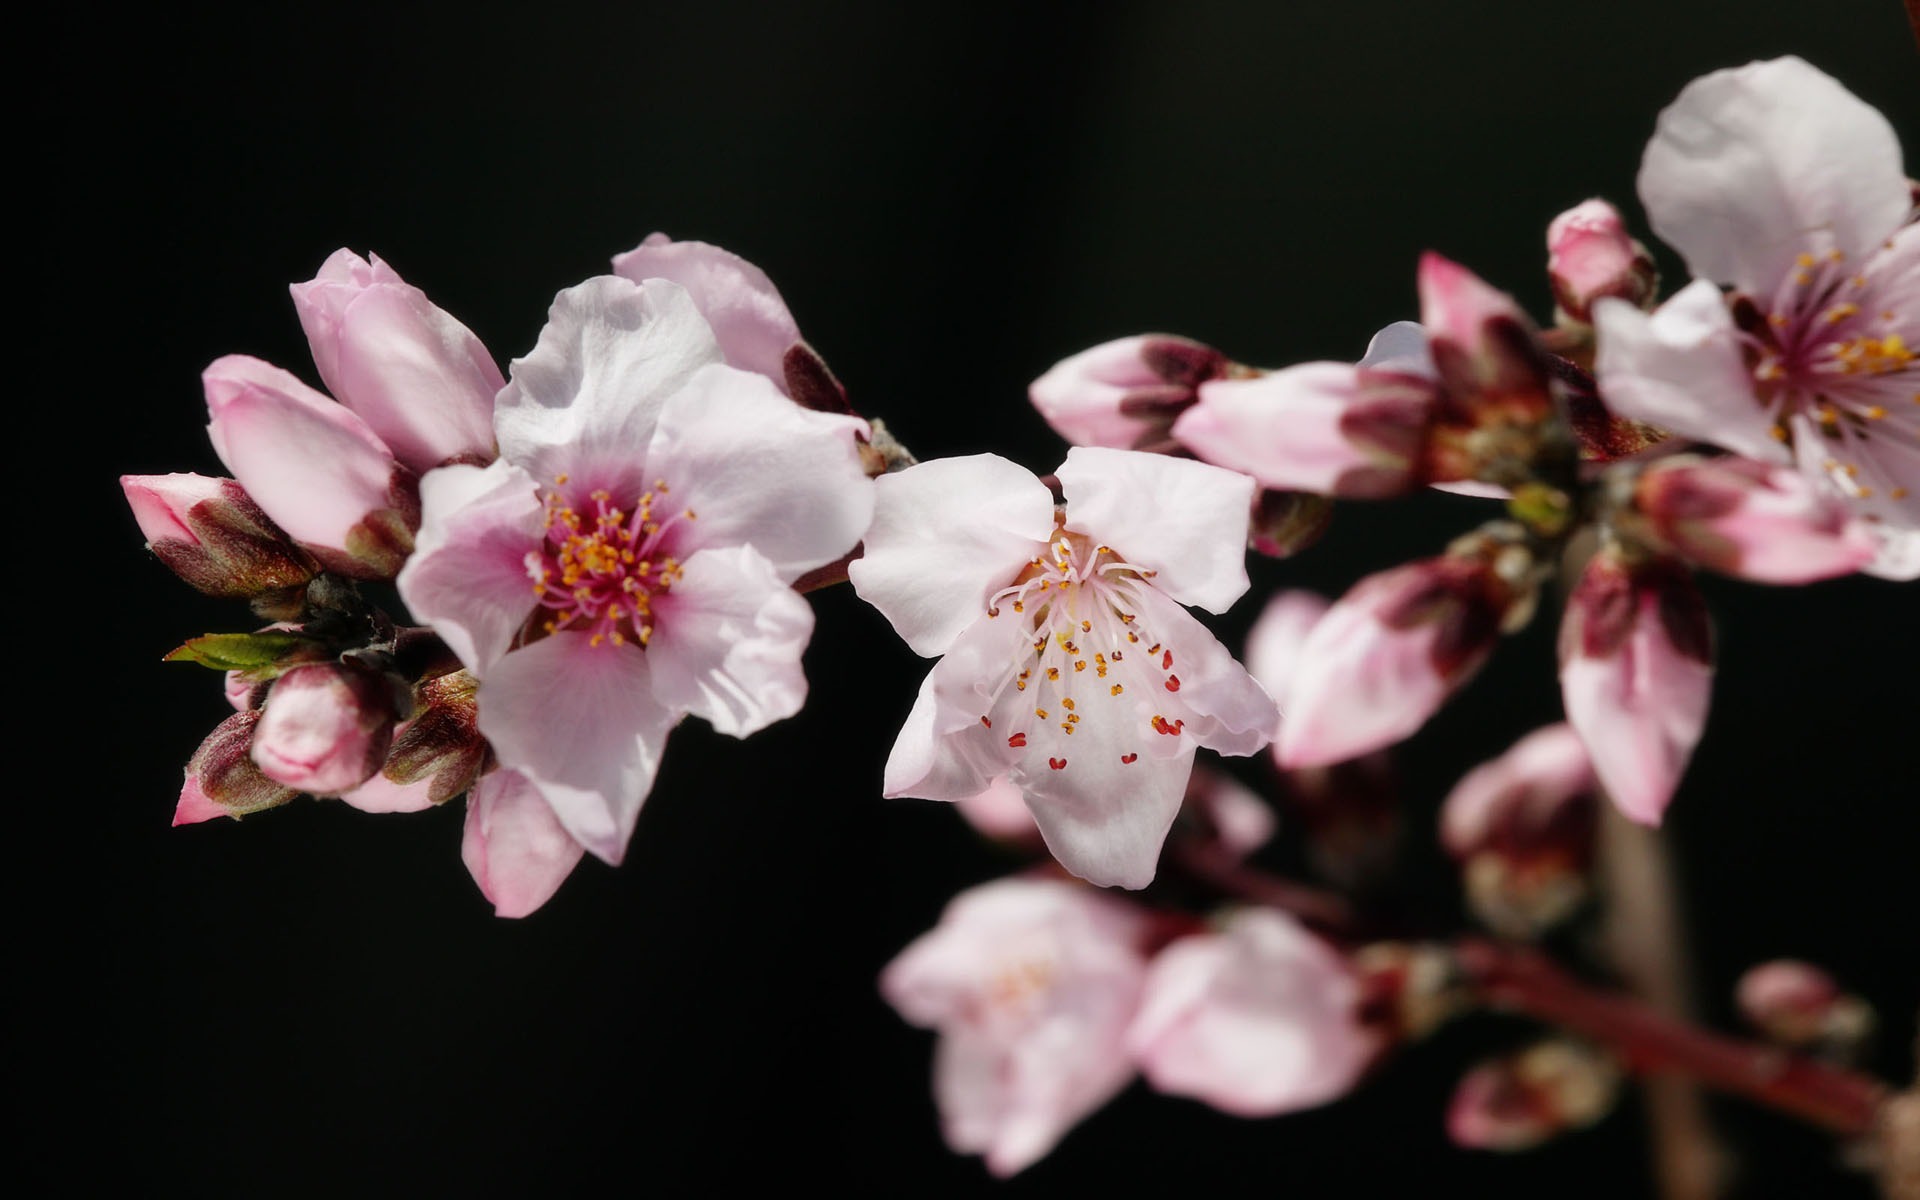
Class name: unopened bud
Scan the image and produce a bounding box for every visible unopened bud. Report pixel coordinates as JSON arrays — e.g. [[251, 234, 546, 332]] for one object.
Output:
[[1416, 253, 1560, 486], [122, 473, 317, 599], [251, 661, 402, 796], [176, 710, 298, 824], [1031, 334, 1230, 450], [381, 668, 489, 804], [1547, 200, 1658, 326], [1627, 456, 1876, 584], [1441, 724, 1598, 938], [1353, 941, 1466, 1042], [1447, 1040, 1622, 1151], [1735, 960, 1876, 1056], [1249, 490, 1334, 558]]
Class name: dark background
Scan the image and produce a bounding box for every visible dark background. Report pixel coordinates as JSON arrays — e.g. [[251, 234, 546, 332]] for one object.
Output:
[[27, 2, 1916, 1195]]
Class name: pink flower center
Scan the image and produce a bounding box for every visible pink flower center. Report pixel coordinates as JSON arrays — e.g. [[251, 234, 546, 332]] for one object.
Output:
[[526, 476, 694, 648], [1746, 247, 1915, 501], [980, 527, 1186, 770]]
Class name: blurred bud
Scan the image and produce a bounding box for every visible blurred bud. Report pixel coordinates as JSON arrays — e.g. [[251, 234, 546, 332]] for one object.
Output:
[[381, 668, 490, 805], [1276, 529, 1531, 768], [1032, 334, 1230, 450], [122, 473, 318, 599], [1174, 767, 1277, 859], [1735, 960, 1876, 1057], [955, 774, 1042, 846], [1448, 1040, 1623, 1151], [1130, 908, 1377, 1116], [175, 710, 298, 825], [1441, 724, 1598, 938], [1547, 200, 1658, 326], [1626, 456, 1877, 584], [1249, 489, 1334, 558], [250, 661, 403, 796], [1352, 941, 1465, 1042], [1559, 549, 1712, 825], [1417, 253, 1561, 486]]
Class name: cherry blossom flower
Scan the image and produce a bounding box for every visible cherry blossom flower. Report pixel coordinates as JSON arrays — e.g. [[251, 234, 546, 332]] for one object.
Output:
[[1624, 455, 1877, 583], [1546, 199, 1658, 326], [1592, 57, 1919, 579], [850, 447, 1277, 889], [1128, 908, 1376, 1116], [398, 275, 872, 889], [880, 876, 1152, 1177]]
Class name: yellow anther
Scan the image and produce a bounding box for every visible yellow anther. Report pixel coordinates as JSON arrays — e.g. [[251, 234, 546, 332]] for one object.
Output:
[[1110, 684, 1124, 696]]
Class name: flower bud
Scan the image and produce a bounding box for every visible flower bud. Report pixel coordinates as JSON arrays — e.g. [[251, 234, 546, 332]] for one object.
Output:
[[1417, 253, 1559, 484], [612, 232, 803, 391], [250, 661, 403, 796], [289, 249, 502, 474], [1129, 909, 1377, 1116], [1440, 724, 1598, 938], [1558, 550, 1713, 825], [121, 473, 317, 599], [1547, 199, 1658, 326], [1447, 1040, 1622, 1151], [175, 710, 298, 825], [1628, 456, 1876, 583], [1735, 960, 1875, 1055], [1032, 334, 1230, 450], [1351, 941, 1465, 1042], [1275, 537, 1525, 768], [379, 668, 489, 805], [954, 774, 1041, 845]]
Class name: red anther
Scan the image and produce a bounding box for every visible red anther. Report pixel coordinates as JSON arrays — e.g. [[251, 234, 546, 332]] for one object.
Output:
[[1162, 649, 1174, 670], [980, 715, 992, 728], [1165, 674, 1181, 692], [1007, 732, 1027, 748], [1121, 753, 1138, 764], [1049, 757, 1068, 770], [1151, 715, 1185, 736]]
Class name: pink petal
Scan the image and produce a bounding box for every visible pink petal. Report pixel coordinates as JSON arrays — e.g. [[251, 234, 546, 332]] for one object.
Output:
[[644, 545, 814, 738], [494, 277, 722, 501], [1175, 364, 1426, 499], [1440, 723, 1596, 858], [476, 633, 678, 864], [848, 454, 1055, 657], [1028, 334, 1225, 449], [1126, 586, 1278, 759], [461, 769, 586, 918], [249, 663, 397, 797], [1243, 589, 1331, 714], [1055, 446, 1255, 614], [173, 773, 228, 826], [1862, 524, 1920, 582], [1186, 767, 1277, 858], [1129, 909, 1374, 1116], [954, 775, 1039, 841], [291, 249, 501, 474], [122, 472, 227, 545], [1592, 281, 1785, 464], [202, 354, 407, 559], [646, 363, 872, 581], [396, 461, 546, 676], [611, 233, 802, 390], [1634, 457, 1877, 583], [1015, 731, 1194, 890], [337, 731, 439, 814], [1559, 555, 1713, 825], [1639, 57, 1909, 296]]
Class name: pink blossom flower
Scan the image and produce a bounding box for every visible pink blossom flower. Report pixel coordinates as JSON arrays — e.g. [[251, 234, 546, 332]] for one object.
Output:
[[879, 877, 1151, 1177], [1031, 335, 1230, 450], [1558, 550, 1713, 825], [398, 276, 872, 890], [850, 447, 1277, 889], [1127, 908, 1376, 1116], [1546, 199, 1658, 326], [1592, 57, 1919, 579], [201, 251, 505, 579], [1447, 1040, 1622, 1151], [1626, 455, 1877, 583]]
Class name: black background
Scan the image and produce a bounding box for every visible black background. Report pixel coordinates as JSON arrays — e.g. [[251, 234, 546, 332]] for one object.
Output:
[[28, 3, 1917, 1195]]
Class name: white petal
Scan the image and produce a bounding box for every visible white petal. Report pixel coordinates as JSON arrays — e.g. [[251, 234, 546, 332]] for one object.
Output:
[[1639, 56, 1909, 295], [1056, 446, 1254, 614], [610, 233, 801, 388], [396, 461, 545, 676], [1014, 737, 1193, 890], [1356, 320, 1435, 378], [883, 668, 1012, 801], [1127, 585, 1278, 758], [476, 634, 678, 864], [461, 769, 586, 918], [848, 454, 1055, 657], [645, 545, 814, 738], [495, 277, 722, 500], [1242, 590, 1331, 713], [1593, 282, 1785, 463], [646, 363, 872, 580]]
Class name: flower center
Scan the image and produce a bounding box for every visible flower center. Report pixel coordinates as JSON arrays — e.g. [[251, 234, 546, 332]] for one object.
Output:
[[979, 526, 1186, 771], [526, 476, 693, 648]]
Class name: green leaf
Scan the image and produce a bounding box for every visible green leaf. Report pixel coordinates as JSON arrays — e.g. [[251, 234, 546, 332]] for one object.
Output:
[[164, 631, 325, 675]]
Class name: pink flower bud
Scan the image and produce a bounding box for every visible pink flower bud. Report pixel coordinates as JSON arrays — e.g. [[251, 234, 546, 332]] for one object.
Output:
[[1276, 550, 1517, 768], [175, 710, 298, 825], [1129, 909, 1376, 1116], [376, 669, 489, 805], [1558, 551, 1713, 825], [1547, 199, 1658, 325], [1416, 253, 1557, 481], [1735, 960, 1875, 1052], [1441, 725, 1598, 938], [203, 356, 419, 579], [250, 662, 402, 796], [1631, 456, 1877, 583], [121, 473, 316, 598], [1032, 334, 1229, 450], [289, 249, 502, 475], [954, 775, 1041, 844], [1447, 1040, 1622, 1151]]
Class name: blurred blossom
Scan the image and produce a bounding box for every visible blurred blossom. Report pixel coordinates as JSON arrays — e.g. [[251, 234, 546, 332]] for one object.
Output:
[[1440, 724, 1598, 938], [1447, 1040, 1623, 1151], [1031, 334, 1230, 450]]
